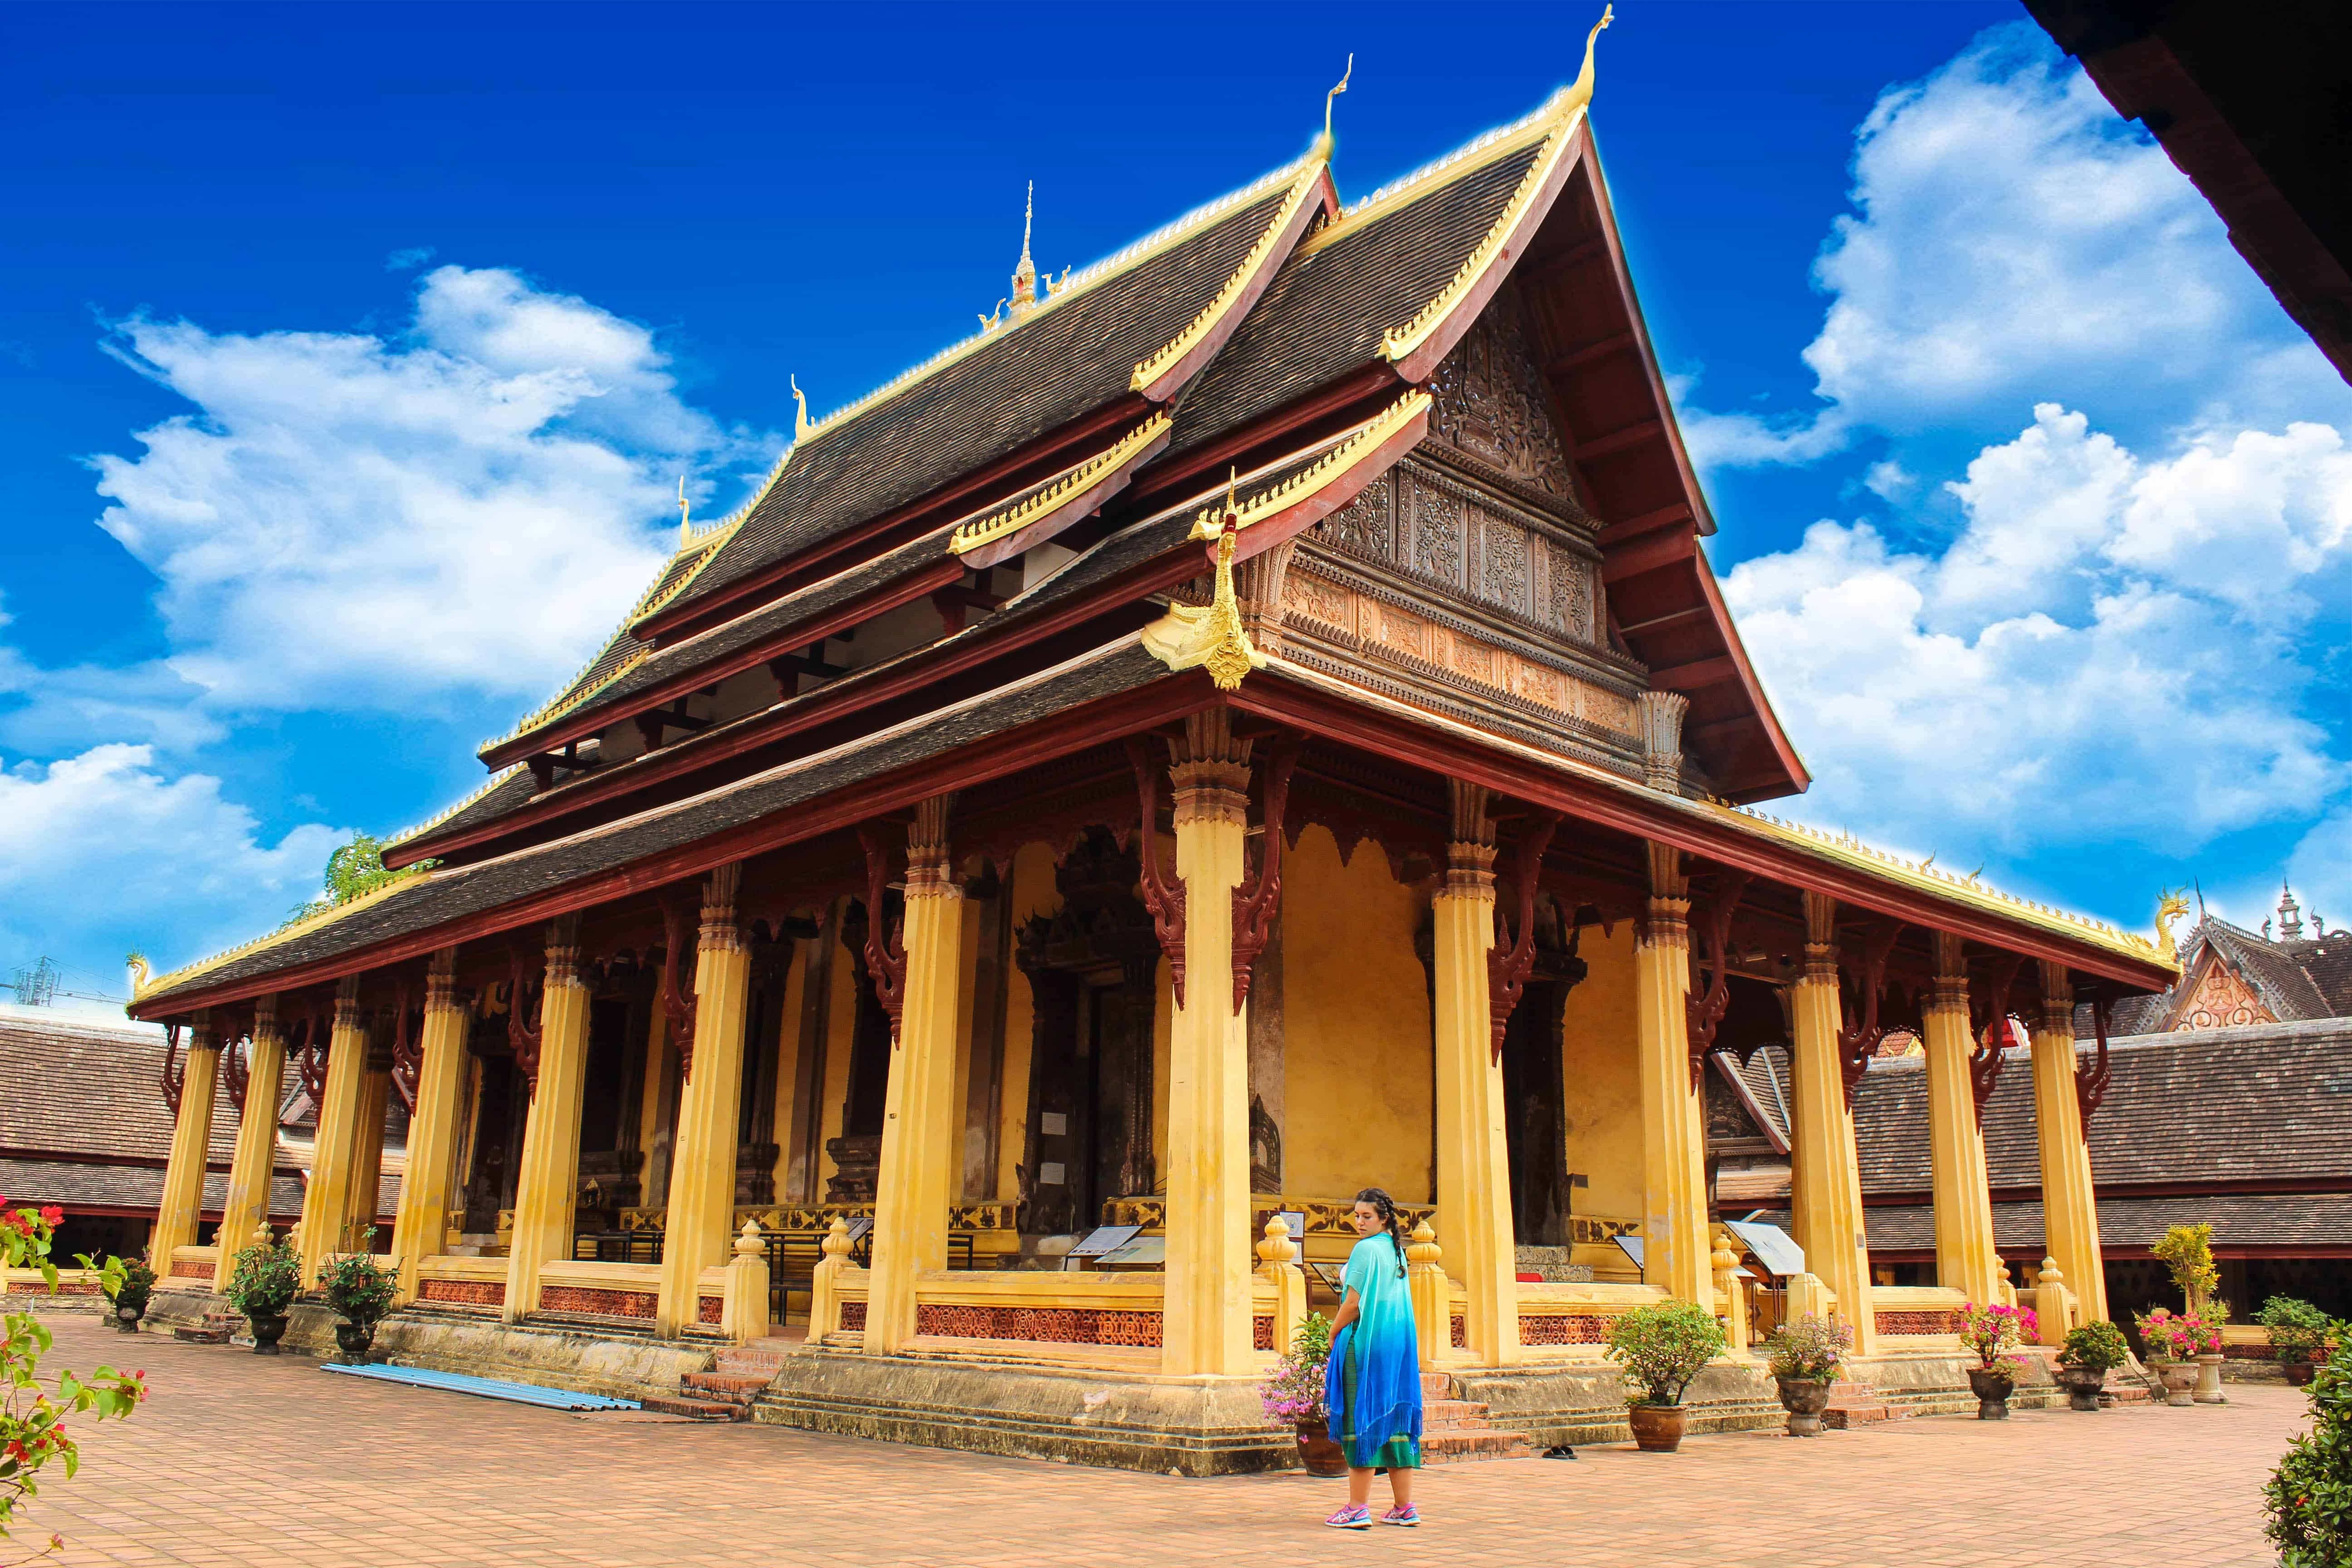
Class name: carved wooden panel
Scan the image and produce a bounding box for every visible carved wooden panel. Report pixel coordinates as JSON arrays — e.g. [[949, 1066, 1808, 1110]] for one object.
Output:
[[1412, 483, 1465, 588], [1427, 291, 1575, 498], [2172, 959, 2274, 1031], [1319, 473, 1394, 559]]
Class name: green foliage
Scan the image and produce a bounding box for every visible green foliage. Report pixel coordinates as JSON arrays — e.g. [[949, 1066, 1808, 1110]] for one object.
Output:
[[223, 1235, 301, 1321], [2261, 1296, 2336, 1362], [1762, 1313, 1850, 1382], [1959, 1300, 2038, 1373], [1605, 1300, 1725, 1407], [2153, 1223, 2220, 1313], [318, 1232, 396, 1331], [0, 1200, 147, 1544], [2058, 1320, 2132, 1373], [99, 1254, 157, 1317], [2266, 1328, 2352, 1566], [1258, 1313, 1332, 1424], [282, 833, 431, 927]]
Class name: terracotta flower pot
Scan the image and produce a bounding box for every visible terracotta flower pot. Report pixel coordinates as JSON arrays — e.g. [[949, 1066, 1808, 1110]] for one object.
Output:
[[2055, 1364, 2107, 1412], [1294, 1417, 1348, 1477], [2193, 1351, 2227, 1404], [1966, 1367, 2014, 1421], [247, 1312, 289, 1355], [1776, 1377, 1834, 1437], [1627, 1403, 1686, 1453], [2154, 1360, 2197, 1406], [2283, 1358, 2316, 1387]]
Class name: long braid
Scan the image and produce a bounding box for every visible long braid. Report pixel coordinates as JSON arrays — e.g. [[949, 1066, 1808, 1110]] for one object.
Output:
[[1356, 1186, 1407, 1277]]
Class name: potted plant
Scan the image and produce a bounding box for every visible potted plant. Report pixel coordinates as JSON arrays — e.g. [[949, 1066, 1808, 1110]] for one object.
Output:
[[1259, 1313, 1344, 1476], [103, 1252, 157, 1334], [1761, 1313, 1851, 1437], [317, 1230, 397, 1363], [223, 1234, 301, 1355], [2257, 1295, 2332, 1387], [1604, 1299, 1726, 1453], [2136, 1305, 2220, 1405], [2264, 1322, 2352, 1565], [2055, 1321, 2130, 1412], [2152, 1223, 2229, 1404], [1957, 1300, 2037, 1420]]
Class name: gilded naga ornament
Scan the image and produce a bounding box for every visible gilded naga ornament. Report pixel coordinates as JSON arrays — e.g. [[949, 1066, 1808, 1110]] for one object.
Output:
[[1140, 470, 1266, 691], [2154, 888, 2189, 966]]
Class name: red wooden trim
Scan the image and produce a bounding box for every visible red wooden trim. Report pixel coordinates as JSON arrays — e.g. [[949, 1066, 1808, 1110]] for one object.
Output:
[[1135, 170, 1336, 402], [1649, 655, 1739, 692], [132, 669, 1215, 1018], [1225, 671, 2175, 990], [1127, 363, 1403, 509], [637, 398, 1150, 644], [956, 425, 1171, 570], [1574, 417, 1665, 464], [1225, 402, 1435, 568], [483, 556, 965, 771], [1597, 529, 1696, 585]]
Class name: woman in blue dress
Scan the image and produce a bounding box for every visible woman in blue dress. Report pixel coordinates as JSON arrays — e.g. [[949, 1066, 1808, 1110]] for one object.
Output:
[[1323, 1186, 1422, 1528]]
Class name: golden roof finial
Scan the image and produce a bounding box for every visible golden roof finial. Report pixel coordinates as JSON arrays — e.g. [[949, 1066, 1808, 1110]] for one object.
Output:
[[1139, 465, 1265, 691], [791, 375, 814, 441], [677, 475, 691, 547], [1315, 54, 1353, 159], [1011, 181, 1039, 314], [1556, 5, 1613, 121], [2155, 887, 2190, 965]]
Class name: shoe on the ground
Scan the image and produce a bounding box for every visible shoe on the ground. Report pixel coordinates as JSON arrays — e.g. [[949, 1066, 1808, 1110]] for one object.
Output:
[[1381, 1505, 1420, 1527], [1324, 1504, 1373, 1529]]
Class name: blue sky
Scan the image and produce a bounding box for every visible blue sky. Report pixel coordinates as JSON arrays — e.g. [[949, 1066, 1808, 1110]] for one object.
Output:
[[4, 1, 2348, 1007]]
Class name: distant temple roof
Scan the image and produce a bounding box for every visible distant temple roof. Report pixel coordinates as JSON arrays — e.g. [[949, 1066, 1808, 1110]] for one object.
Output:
[[2087, 886, 2352, 1035]]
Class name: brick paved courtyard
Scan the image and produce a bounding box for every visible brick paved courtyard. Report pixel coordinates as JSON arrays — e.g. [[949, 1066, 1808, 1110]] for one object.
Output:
[[24, 1314, 2305, 1567]]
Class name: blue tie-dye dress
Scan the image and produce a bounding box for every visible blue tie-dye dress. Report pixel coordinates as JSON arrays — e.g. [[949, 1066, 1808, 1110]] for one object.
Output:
[[1324, 1230, 1422, 1469]]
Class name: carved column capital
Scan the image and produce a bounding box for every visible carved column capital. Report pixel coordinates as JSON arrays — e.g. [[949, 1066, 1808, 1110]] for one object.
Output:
[[1443, 840, 1497, 899], [1637, 690, 1690, 794], [2038, 959, 2074, 1034], [425, 947, 461, 1014], [1801, 891, 1839, 985], [904, 794, 959, 898], [1644, 895, 1690, 951], [253, 993, 280, 1039], [333, 975, 363, 1030], [700, 862, 745, 953], [189, 1011, 221, 1056], [1170, 709, 1251, 825], [544, 913, 583, 990], [1925, 931, 1967, 1014]]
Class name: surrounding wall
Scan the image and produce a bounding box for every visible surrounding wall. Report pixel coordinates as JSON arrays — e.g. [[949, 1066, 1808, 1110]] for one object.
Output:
[[1558, 921, 1643, 1278]]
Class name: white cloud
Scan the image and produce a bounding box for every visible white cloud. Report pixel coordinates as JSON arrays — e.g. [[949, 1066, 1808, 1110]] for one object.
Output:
[[1680, 24, 2352, 471], [73, 264, 769, 720], [0, 745, 344, 990], [1727, 404, 2352, 855]]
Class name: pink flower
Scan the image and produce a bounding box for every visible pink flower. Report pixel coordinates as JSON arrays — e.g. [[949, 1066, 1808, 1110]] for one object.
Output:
[[36, 1206, 60, 1229]]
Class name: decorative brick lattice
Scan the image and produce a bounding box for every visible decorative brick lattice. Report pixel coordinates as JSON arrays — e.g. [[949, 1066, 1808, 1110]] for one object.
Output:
[[838, 1301, 867, 1333], [419, 1278, 504, 1308], [1519, 1313, 1612, 1346], [1254, 1315, 1275, 1352], [538, 1285, 657, 1319], [1450, 1315, 1467, 1349], [696, 1295, 724, 1325], [908, 1303, 1164, 1347], [170, 1259, 214, 1279], [1874, 1310, 1962, 1337]]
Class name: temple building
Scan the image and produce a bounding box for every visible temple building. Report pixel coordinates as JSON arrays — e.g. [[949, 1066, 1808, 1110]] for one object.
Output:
[[127, 35, 2180, 1470]]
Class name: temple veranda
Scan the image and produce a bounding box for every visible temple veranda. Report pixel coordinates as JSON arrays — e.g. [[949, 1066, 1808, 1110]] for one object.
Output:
[[122, 55, 2179, 1473]]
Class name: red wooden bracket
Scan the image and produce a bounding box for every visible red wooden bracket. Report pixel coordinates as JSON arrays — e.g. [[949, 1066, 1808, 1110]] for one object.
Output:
[[1685, 869, 1751, 1090], [1487, 809, 1563, 1061], [1124, 737, 1187, 1009], [657, 895, 700, 1081], [1230, 735, 1301, 1014], [857, 822, 910, 1044], [1966, 952, 2026, 1122], [2077, 992, 2113, 1128], [1836, 920, 1903, 1109]]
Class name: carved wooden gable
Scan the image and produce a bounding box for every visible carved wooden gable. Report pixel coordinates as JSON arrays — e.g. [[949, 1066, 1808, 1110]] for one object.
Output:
[[2167, 952, 2275, 1031], [1426, 288, 1576, 500]]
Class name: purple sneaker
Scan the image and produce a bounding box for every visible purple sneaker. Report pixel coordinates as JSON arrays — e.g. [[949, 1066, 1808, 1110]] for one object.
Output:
[[1382, 1505, 1420, 1528], [1324, 1504, 1373, 1530]]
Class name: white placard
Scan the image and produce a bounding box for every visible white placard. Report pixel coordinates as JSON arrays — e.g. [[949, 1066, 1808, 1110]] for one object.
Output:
[[1040, 1111, 1068, 1137], [1039, 1161, 1066, 1186]]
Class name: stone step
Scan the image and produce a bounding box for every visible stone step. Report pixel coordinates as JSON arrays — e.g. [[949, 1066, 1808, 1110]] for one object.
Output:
[[1420, 1429, 1534, 1465], [172, 1325, 231, 1344], [1419, 1371, 1452, 1400], [713, 1348, 793, 1375], [639, 1395, 744, 1422], [2106, 1382, 2151, 1405], [680, 1372, 772, 1406], [1823, 1379, 1911, 1428], [1423, 1399, 1494, 1431]]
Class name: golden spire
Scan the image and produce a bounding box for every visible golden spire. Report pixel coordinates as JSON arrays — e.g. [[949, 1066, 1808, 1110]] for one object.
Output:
[[1011, 181, 1039, 316], [677, 475, 691, 547], [1556, 5, 1613, 121], [791, 375, 814, 441], [1315, 54, 1353, 159]]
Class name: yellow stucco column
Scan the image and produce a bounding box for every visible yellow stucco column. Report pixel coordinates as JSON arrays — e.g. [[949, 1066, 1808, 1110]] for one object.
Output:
[[341, 1051, 392, 1247], [1431, 782, 1520, 1367], [153, 1014, 223, 1262], [504, 917, 593, 1322], [298, 978, 368, 1286], [865, 795, 967, 1353], [391, 949, 470, 1303], [1922, 933, 2003, 1305], [2030, 961, 2107, 1322], [1160, 711, 1256, 1377], [215, 997, 287, 1289], [656, 865, 753, 1336], [1788, 893, 1874, 1352], [1634, 843, 1714, 1313]]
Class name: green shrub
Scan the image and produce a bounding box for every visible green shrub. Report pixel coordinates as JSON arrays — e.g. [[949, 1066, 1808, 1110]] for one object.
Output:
[[2153, 1223, 2219, 1312], [2265, 1328, 2352, 1566], [2260, 1296, 2335, 1362], [318, 1231, 396, 1331], [2059, 1320, 2131, 1373], [1605, 1300, 1725, 1407], [1762, 1313, 1850, 1382], [223, 1235, 301, 1321], [103, 1253, 157, 1316]]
